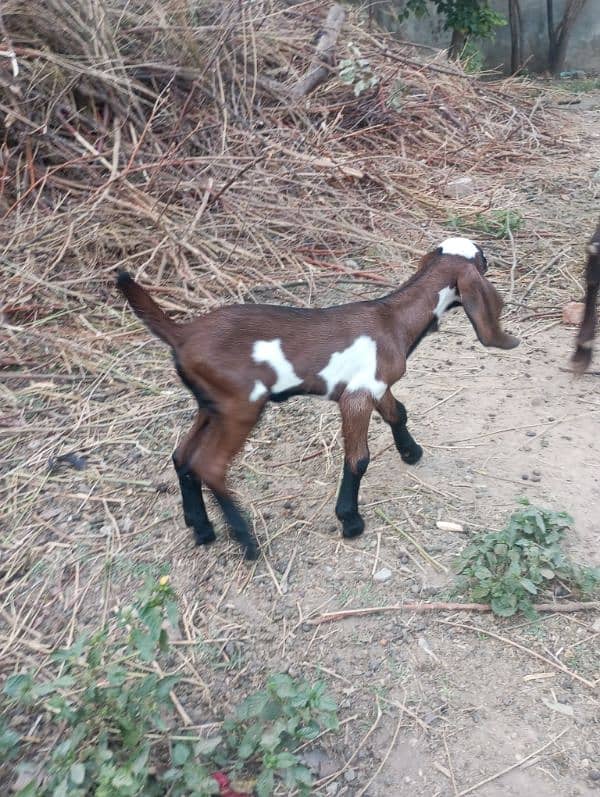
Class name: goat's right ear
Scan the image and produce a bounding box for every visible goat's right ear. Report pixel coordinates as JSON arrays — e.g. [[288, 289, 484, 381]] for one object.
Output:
[[457, 265, 519, 349]]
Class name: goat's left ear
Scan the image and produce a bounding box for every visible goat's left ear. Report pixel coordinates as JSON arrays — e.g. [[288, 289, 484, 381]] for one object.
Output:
[[457, 265, 519, 349]]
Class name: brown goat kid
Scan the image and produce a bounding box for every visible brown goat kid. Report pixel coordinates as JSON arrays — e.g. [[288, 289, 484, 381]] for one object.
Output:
[[572, 220, 600, 373], [118, 237, 519, 560]]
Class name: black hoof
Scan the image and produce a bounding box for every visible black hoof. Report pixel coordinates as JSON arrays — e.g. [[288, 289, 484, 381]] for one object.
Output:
[[341, 515, 365, 539], [193, 525, 217, 545], [401, 443, 423, 465]]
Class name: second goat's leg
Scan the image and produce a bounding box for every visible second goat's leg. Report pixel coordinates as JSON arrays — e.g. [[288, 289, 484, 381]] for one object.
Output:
[[336, 391, 373, 538], [376, 389, 422, 465]]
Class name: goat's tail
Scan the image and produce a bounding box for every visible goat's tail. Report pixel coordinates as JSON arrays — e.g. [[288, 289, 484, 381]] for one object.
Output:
[[116, 272, 181, 347]]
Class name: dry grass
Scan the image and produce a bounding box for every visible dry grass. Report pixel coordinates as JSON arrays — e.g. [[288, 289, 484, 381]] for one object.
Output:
[[1, 1, 599, 794]]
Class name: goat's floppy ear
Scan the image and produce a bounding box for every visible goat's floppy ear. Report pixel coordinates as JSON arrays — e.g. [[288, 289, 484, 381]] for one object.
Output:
[[457, 265, 519, 349]]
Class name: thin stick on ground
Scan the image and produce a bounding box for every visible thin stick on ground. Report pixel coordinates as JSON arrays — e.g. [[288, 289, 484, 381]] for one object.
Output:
[[355, 705, 403, 797], [440, 620, 597, 690], [307, 601, 599, 625], [375, 508, 447, 573], [457, 727, 569, 796]]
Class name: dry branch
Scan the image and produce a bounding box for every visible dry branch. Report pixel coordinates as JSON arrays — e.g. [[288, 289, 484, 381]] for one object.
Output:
[[308, 601, 600, 625], [290, 3, 346, 100]]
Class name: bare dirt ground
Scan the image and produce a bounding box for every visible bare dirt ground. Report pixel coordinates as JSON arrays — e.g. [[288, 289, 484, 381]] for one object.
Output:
[[2, 90, 600, 796]]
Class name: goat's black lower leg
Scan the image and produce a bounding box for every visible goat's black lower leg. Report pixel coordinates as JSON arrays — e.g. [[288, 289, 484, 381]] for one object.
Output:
[[335, 456, 369, 538], [376, 391, 422, 465], [390, 401, 422, 464], [172, 456, 216, 545], [212, 490, 259, 561], [336, 391, 374, 539]]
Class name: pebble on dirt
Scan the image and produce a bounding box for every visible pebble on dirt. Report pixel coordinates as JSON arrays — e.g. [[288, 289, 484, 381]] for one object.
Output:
[[373, 567, 392, 582]]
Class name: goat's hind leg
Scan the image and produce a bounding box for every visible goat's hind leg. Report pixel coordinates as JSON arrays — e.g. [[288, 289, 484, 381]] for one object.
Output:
[[572, 228, 600, 373], [376, 389, 422, 465], [192, 411, 261, 560], [173, 414, 216, 545], [336, 391, 373, 539]]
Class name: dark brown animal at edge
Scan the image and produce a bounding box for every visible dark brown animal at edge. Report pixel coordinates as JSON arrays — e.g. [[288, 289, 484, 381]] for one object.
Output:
[[572, 221, 600, 373], [117, 242, 519, 560]]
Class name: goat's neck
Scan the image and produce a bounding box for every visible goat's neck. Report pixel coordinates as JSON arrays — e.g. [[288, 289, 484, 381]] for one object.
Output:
[[383, 268, 459, 353]]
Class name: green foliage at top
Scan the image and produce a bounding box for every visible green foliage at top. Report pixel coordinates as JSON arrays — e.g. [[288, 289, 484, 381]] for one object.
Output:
[[399, 0, 506, 40], [453, 500, 600, 618], [339, 42, 380, 96], [1, 578, 340, 797]]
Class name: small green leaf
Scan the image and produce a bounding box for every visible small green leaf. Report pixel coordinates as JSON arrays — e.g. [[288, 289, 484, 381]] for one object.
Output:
[[272, 752, 297, 769], [4, 673, 34, 700], [70, 763, 85, 785], [520, 578, 538, 595], [268, 673, 295, 699], [255, 768, 275, 797], [111, 768, 134, 789], [172, 742, 190, 766], [193, 735, 222, 756], [316, 694, 337, 712]]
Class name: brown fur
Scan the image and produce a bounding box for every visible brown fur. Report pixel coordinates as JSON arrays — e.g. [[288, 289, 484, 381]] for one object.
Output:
[[117, 247, 518, 559], [572, 220, 600, 373]]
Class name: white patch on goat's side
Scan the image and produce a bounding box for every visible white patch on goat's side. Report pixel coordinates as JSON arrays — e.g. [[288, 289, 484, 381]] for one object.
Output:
[[439, 237, 479, 260], [434, 286, 459, 319], [252, 339, 302, 393], [249, 379, 268, 402], [318, 335, 387, 400]]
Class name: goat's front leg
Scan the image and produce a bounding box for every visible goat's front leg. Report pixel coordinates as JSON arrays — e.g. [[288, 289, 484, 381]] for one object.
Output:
[[336, 391, 373, 538], [375, 389, 422, 465]]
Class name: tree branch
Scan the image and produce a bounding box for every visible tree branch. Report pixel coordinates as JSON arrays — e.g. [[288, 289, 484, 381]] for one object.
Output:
[[308, 600, 599, 625], [290, 3, 346, 100]]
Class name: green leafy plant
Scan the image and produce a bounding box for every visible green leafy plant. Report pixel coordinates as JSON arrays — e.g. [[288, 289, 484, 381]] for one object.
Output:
[[339, 42, 379, 96], [447, 209, 523, 239], [2, 577, 340, 797], [453, 500, 600, 618], [458, 40, 485, 74], [220, 673, 339, 797]]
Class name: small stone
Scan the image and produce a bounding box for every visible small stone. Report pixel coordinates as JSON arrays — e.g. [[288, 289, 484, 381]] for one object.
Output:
[[436, 520, 464, 532], [526, 431, 536, 437], [589, 770, 600, 782], [325, 784, 339, 796], [443, 176, 475, 199], [344, 768, 357, 783], [522, 474, 529, 480], [373, 567, 392, 583], [224, 641, 238, 657], [531, 475, 541, 483]]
